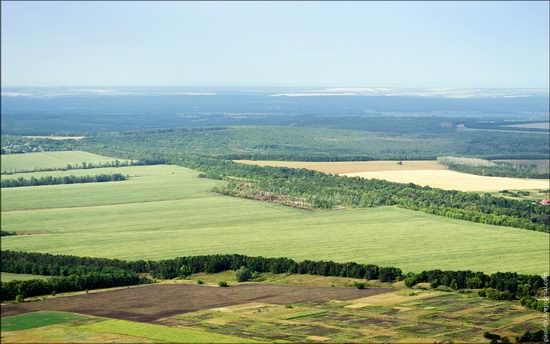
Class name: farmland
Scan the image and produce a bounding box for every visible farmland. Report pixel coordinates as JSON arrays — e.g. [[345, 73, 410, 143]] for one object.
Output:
[[1, 151, 128, 173], [1, 280, 545, 343], [343, 170, 549, 191], [1, 156, 548, 274], [237, 159, 549, 191]]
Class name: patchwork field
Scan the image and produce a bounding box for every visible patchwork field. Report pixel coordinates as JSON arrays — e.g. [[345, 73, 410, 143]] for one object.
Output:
[[0, 311, 252, 343], [1, 155, 548, 274], [237, 160, 549, 191], [1, 283, 544, 343], [1, 151, 128, 173]]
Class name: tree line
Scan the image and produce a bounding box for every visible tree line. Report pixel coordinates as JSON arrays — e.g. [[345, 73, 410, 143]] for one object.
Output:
[[183, 157, 548, 232], [1, 270, 147, 302], [404, 270, 545, 302], [2, 251, 545, 303], [1, 173, 127, 188], [1, 158, 167, 175]]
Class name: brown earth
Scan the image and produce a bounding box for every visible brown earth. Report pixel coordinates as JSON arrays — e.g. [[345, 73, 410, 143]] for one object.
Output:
[[1, 284, 392, 323]]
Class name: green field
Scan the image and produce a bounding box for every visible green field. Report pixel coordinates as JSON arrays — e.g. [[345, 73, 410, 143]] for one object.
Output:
[[1, 159, 548, 274], [1, 272, 51, 282], [1, 311, 91, 331], [1, 312, 251, 343], [0, 151, 128, 173]]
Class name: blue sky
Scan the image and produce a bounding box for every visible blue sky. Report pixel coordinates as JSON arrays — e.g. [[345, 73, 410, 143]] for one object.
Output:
[[1, 1, 548, 88]]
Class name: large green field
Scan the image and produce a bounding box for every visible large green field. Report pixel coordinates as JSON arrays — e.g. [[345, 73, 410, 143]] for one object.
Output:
[[1, 157, 548, 274], [0, 151, 128, 173]]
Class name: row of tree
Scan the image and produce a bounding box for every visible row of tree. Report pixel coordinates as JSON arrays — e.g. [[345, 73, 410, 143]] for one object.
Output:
[[2, 251, 545, 302], [1, 158, 167, 175], [1, 270, 147, 301], [404, 269, 545, 299], [1, 173, 127, 188]]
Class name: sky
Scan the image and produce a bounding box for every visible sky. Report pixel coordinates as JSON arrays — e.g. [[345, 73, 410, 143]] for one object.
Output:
[[1, 1, 549, 88]]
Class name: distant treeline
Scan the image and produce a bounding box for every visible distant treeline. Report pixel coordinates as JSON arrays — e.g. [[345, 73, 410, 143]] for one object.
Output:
[[438, 157, 549, 179], [0, 230, 17, 237], [1, 173, 127, 188], [1, 158, 167, 175], [1, 251, 545, 303]]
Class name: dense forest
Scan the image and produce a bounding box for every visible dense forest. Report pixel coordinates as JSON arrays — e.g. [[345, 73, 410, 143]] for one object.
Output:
[[1, 251, 545, 303], [1, 173, 127, 188]]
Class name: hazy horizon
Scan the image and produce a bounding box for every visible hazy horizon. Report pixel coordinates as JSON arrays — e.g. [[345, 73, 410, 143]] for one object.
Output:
[[2, 1, 549, 88]]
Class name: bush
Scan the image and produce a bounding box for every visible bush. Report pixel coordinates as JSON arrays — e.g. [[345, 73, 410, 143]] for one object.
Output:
[[450, 279, 458, 290], [354, 282, 367, 289], [15, 294, 24, 303], [430, 279, 441, 289], [235, 266, 252, 282], [196, 279, 204, 285], [218, 281, 229, 287], [404, 277, 417, 288], [478, 289, 487, 297]]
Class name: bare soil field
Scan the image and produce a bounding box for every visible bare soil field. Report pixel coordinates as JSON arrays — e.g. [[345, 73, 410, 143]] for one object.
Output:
[[1, 284, 392, 323], [235, 160, 446, 174], [343, 169, 549, 191]]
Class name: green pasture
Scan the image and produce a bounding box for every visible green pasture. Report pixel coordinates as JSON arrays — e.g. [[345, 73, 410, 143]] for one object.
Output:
[[1, 151, 128, 173], [1, 311, 91, 332], [1, 160, 548, 274]]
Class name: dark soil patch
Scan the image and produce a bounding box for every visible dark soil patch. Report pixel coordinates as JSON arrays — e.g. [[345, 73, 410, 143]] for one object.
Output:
[[1, 283, 392, 323]]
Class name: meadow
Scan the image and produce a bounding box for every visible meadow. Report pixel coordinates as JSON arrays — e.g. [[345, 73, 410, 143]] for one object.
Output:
[[1, 159, 548, 274], [1, 151, 126, 173]]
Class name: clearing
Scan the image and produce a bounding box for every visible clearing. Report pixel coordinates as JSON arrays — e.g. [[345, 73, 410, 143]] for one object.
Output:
[[1, 272, 51, 282], [1, 151, 128, 173], [1, 159, 548, 274]]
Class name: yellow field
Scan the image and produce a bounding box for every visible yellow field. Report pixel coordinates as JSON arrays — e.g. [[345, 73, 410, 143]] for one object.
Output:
[[343, 169, 549, 191], [237, 160, 549, 191], [235, 160, 446, 174]]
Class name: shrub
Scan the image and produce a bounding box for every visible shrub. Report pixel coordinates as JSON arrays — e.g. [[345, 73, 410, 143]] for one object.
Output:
[[15, 294, 24, 303], [218, 281, 229, 287], [450, 279, 458, 290], [354, 282, 367, 289], [404, 277, 417, 288], [196, 279, 204, 285], [235, 266, 252, 282]]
